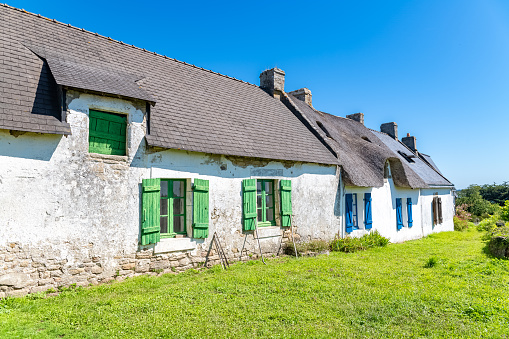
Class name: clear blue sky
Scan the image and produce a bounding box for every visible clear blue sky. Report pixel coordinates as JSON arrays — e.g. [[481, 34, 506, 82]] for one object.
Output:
[[8, 0, 509, 189]]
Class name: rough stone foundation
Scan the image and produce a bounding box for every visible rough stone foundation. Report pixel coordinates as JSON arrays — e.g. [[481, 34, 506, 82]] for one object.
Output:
[[0, 232, 297, 298]]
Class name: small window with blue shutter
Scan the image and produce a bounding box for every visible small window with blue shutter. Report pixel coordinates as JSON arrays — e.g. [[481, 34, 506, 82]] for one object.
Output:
[[407, 198, 413, 228], [345, 193, 358, 233], [364, 193, 372, 229], [396, 198, 403, 230]]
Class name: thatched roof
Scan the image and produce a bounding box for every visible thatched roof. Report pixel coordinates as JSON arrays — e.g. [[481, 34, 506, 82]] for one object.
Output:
[[286, 94, 451, 188]]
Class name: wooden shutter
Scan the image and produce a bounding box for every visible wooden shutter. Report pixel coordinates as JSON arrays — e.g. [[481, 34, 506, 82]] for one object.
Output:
[[242, 179, 257, 231], [432, 197, 438, 225], [193, 179, 209, 238], [396, 198, 403, 230], [280, 180, 292, 228], [407, 198, 413, 228], [438, 197, 443, 224], [345, 194, 353, 233], [141, 178, 161, 245], [89, 110, 127, 156], [364, 193, 372, 229]]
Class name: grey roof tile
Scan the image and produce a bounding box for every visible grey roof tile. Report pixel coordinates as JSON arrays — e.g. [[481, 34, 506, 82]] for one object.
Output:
[[0, 5, 336, 165]]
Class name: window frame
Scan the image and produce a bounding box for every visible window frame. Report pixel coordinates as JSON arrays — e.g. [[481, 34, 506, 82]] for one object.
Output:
[[352, 193, 359, 229], [160, 179, 187, 238], [88, 109, 127, 156], [256, 179, 276, 227]]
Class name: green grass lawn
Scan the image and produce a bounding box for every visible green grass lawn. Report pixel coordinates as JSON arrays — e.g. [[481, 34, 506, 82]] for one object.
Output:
[[1, 229, 509, 338]]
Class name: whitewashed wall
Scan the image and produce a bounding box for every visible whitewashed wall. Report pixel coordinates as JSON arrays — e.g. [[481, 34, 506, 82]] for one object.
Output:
[[0, 91, 340, 276], [344, 164, 454, 243]]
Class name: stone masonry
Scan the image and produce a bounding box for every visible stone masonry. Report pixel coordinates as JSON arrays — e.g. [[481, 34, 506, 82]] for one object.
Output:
[[0, 229, 298, 298]]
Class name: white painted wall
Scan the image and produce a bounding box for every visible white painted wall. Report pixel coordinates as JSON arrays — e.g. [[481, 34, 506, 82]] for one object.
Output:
[[0, 91, 340, 272], [344, 164, 454, 243]]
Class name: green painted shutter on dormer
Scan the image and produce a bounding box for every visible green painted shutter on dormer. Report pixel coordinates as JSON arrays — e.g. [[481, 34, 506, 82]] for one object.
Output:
[[193, 179, 209, 239], [280, 180, 292, 227], [89, 110, 127, 156], [141, 178, 161, 245], [242, 179, 257, 231]]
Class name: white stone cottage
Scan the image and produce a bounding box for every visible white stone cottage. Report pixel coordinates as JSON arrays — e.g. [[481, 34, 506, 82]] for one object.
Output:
[[0, 4, 454, 296]]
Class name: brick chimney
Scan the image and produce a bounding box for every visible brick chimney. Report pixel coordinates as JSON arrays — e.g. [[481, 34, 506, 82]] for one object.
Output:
[[402, 133, 417, 152], [288, 88, 312, 106], [260, 68, 285, 99], [346, 113, 364, 125], [381, 122, 398, 140]]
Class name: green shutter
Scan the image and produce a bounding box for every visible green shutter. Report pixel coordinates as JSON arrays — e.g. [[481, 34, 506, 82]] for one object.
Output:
[[193, 179, 209, 238], [141, 178, 161, 245], [280, 180, 292, 227], [242, 179, 257, 231], [89, 110, 127, 156]]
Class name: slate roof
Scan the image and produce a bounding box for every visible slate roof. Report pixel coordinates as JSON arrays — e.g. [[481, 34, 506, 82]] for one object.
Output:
[[0, 4, 338, 165], [372, 131, 453, 187], [287, 94, 453, 188]]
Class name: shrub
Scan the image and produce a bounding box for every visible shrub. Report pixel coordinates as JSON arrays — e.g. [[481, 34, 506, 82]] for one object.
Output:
[[486, 224, 509, 258], [501, 201, 509, 222], [455, 204, 472, 221], [424, 256, 438, 268], [454, 216, 468, 231], [329, 230, 389, 253]]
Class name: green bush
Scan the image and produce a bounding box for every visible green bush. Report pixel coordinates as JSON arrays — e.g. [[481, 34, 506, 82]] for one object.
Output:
[[453, 216, 475, 231], [329, 230, 389, 253], [424, 256, 438, 268], [454, 216, 468, 231], [501, 201, 509, 222]]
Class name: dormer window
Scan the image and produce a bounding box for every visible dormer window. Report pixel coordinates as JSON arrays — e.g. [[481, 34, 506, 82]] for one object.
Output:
[[88, 110, 127, 156], [316, 121, 332, 138], [398, 151, 415, 163]]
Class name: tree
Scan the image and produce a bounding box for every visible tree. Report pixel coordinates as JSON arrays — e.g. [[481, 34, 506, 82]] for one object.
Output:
[[479, 182, 509, 206], [456, 185, 499, 218]]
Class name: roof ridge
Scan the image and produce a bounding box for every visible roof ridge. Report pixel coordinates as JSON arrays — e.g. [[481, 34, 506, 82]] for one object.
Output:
[[0, 3, 258, 88]]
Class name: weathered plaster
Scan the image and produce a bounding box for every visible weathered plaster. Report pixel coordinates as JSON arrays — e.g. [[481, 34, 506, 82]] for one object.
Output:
[[344, 163, 453, 243], [0, 91, 340, 296]]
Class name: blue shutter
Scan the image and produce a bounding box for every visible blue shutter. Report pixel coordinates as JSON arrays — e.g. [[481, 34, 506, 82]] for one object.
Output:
[[396, 198, 403, 230], [407, 198, 413, 228], [364, 193, 372, 230], [346, 194, 353, 233]]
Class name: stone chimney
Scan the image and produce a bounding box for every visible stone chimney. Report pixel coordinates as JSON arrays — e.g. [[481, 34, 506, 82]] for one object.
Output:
[[402, 133, 417, 152], [260, 68, 285, 99], [381, 122, 398, 140], [346, 113, 364, 125], [288, 88, 312, 106]]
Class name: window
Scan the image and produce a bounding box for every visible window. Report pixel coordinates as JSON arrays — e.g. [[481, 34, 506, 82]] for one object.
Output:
[[256, 179, 276, 227], [89, 110, 127, 156], [316, 121, 332, 138], [432, 196, 443, 225], [140, 178, 209, 245], [407, 198, 413, 227], [345, 193, 358, 233], [397, 150, 415, 163], [160, 179, 186, 238], [396, 198, 403, 230], [364, 193, 372, 229], [242, 179, 292, 231]]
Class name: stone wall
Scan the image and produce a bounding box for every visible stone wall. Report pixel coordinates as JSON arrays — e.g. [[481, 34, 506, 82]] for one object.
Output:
[[0, 229, 296, 298]]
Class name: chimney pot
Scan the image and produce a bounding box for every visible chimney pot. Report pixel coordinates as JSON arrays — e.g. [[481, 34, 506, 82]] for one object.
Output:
[[346, 113, 364, 125], [260, 68, 285, 99], [288, 88, 312, 106], [380, 122, 398, 140], [402, 134, 417, 152]]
